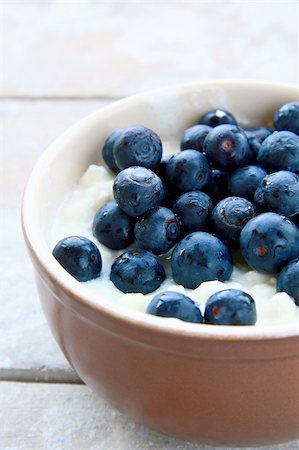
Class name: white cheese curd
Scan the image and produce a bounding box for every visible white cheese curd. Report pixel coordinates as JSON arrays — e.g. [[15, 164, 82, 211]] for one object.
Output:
[[51, 157, 299, 328]]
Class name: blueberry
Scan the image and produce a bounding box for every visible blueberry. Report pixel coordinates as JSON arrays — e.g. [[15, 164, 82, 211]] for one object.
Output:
[[171, 232, 233, 289], [202, 169, 229, 204], [154, 154, 174, 207], [212, 196, 256, 249], [113, 125, 162, 171], [155, 154, 173, 180], [290, 213, 299, 228], [92, 201, 135, 250], [102, 128, 123, 173], [245, 127, 273, 142], [254, 171, 299, 218], [257, 131, 299, 173], [240, 212, 299, 274], [165, 149, 211, 192], [228, 165, 267, 201], [134, 207, 180, 255], [274, 102, 299, 135], [110, 249, 165, 294], [113, 166, 163, 217], [146, 291, 203, 323], [204, 289, 257, 325], [159, 181, 174, 209], [245, 128, 273, 163], [277, 258, 299, 305], [180, 124, 212, 152], [52, 236, 102, 282], [172, 191, 212, 236], [203, 125, 250, 170], [198, 109, 238, 127]]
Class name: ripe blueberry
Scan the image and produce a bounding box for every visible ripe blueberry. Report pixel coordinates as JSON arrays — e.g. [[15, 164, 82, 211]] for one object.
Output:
[[254, 170, 299, 218], [171, 232, 233, 289], [52, 236, 102, 282], [203, 124, 250, 170], [240, 212, 299, 274], [198, 109, 238, 127], [92, 201, 135, 250], [212, 196, 256, 249], [113, 125, 162, 171], [277, 258, 299, 305], [113, 166, 163, 217], [257, 131, 299, 173], [110, 249, 165, 294], [180, 124, 211, 152], [204, 289, 257, 325], [102, 128, 123, 173], [146, 291, 203, 323], [172, 191, 212, 236], [228, 165, 267, 201], [134, 207, 180, 255], [245, 128, 273, 163], [165, 149, 211, 192], [274, 101, 299, 135], [155, 154, 173, 180], [203, 169, 229, 204]]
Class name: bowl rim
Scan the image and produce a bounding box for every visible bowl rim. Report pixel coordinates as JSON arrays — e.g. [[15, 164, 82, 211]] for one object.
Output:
[[22, 78, 299, 343]]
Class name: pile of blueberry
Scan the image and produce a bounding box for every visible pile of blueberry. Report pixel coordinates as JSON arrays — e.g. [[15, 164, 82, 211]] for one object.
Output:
[[53, 101, 299, 325]]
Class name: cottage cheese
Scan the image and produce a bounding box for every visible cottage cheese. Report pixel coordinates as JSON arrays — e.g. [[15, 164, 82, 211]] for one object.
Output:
[[51, 156, 299, 327]]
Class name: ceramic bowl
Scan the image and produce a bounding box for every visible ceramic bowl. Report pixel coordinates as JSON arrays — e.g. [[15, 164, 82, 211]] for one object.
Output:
[[22, 80, 299, 447]]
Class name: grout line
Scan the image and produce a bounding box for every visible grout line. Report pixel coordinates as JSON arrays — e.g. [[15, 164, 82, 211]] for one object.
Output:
[[0, 94, 124, 101], [0, 368, 84, 385]]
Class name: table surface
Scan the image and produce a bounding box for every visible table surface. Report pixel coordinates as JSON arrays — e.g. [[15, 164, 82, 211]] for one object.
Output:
[[1, 2, 298, 449]]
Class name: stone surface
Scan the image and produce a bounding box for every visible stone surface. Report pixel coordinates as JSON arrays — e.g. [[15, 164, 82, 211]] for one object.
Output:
[[0, 99, 111, 381], [1, 2, 297, 98], [1, 382, 298, 450]]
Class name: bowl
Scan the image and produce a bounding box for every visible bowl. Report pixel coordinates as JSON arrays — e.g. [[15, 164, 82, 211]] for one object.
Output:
[[22, 80, 299, 447]]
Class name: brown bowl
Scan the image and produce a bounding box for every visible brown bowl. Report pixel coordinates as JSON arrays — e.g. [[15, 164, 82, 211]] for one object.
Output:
[[22, 80, 299, 447]]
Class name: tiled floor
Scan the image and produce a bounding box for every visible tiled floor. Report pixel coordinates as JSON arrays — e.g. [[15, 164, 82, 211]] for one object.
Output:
[[1, 2, 298, 449]]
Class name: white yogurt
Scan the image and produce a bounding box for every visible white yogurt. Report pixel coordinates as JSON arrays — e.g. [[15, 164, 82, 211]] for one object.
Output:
[[51, 161, 299, 328]]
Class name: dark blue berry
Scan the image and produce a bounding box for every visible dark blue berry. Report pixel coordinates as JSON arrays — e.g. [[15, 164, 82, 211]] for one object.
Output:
[[240, 212, 299, 274], [134, 207, 180, 255], [257, 131, 299, 173], [277, 258, 299, 305], [180, 124, 211, 152], [254, 171, 299, 218], [113, 166, 163, 217], [245, 128, 273, 163], [171, 232, 233, 289], [212, 197, 256, 249], [155, 154, 173, 179], [52, 236, 102, 282], [159, 181, 174, 208], [228, 165, 267, 201], [146, 291, 203, 323], [172, 191, 212, 236], [102, 128, 123, 173], [290, 213, 299, 227], [198, 109, 238, 127], [110, 249, 165, 294], [203, 124, 250, 170], [202, 169, 229, 204], [92, 201, 135, 250], [113, 125, 162, 171], [246, 127, 273, 142], [154, 154, 175, 207], [204, 289, 257, 325], [274, 102, 299, 135], [165, 149, 211, 193]]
